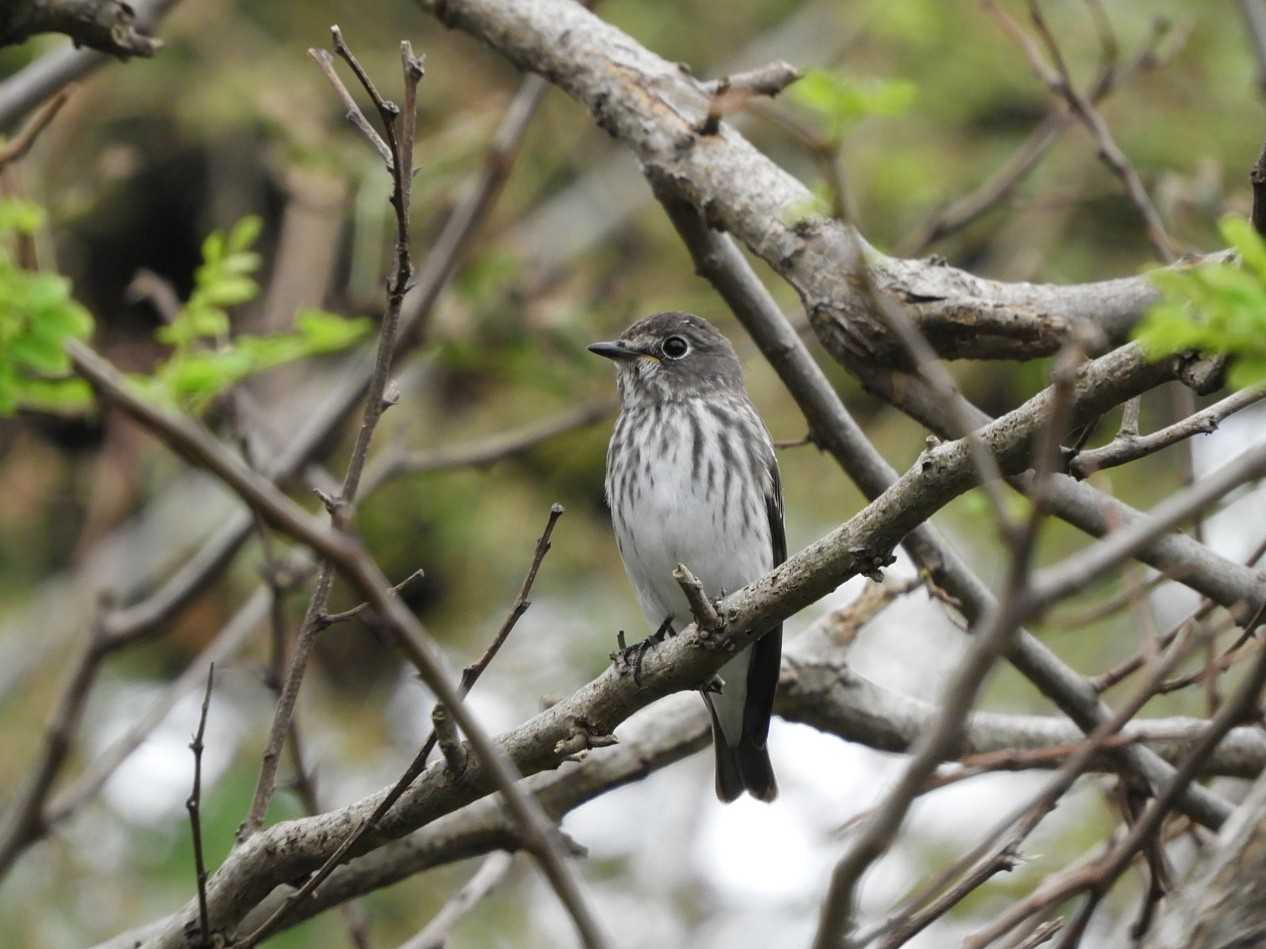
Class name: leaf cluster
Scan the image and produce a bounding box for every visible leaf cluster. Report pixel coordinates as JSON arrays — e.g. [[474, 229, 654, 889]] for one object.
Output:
[[0, 199, 94, 413], [0, 209, 372, 416], [1135, 216, 1266, 388]]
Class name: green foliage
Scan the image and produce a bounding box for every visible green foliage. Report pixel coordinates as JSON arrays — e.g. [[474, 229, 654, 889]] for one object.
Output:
[[787, 69, 917, 143], [0, 207, 372, 416], [144, 215, 373, 409], [1134, 216, 1266, 388], [0, 199, 95, 414], [157, 216, 263, 349]]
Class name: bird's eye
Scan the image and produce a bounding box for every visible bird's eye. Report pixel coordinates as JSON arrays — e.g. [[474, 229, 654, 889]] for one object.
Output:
[[661, 336, 690, 359]]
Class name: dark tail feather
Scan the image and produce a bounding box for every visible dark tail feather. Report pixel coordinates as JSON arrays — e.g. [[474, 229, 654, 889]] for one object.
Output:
[[713, 734, 745, 803], [703, 692, 777, 802], [704, 692, 745, 802], [737, 741, 778, 802]]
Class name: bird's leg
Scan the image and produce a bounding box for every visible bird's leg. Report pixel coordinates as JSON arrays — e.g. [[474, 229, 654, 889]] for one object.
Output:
[[610, 617, 677, 686]]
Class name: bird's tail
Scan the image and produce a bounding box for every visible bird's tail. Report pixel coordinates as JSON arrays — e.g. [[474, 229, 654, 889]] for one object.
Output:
[[706, 699, 779, 802], [737, 741, 778, 802]]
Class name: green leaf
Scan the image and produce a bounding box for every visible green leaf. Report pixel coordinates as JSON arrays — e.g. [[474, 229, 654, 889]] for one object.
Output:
[[1134, 218, 1266, 389], [227, 215, 263, 253], [1220, 215, 1266, 284], [199, 275, 258, 308], [201, 230, 224, 266], [294, 308, 373, 351], [19, 378, 94, 414], [8, 331, 69, 373], [788, 70, 916, 140]]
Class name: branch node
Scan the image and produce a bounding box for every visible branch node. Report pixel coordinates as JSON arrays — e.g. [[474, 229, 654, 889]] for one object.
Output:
[[673, 563, 723, 633], [430, 704, 468, 776], [554, 717, 618, 760]]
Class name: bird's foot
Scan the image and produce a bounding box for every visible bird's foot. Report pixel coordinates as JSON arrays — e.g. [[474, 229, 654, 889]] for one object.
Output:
[[700, 673, 725, 695], [610, 618, 677, 685]]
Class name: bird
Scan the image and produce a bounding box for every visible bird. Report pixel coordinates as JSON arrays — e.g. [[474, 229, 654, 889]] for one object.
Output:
[[589, 311, 785, 802]]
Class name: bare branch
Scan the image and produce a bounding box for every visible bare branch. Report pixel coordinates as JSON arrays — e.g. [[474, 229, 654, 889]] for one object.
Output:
[[240, 25, 425, 842], [0, 0, 162, 58], [1031, 440, 1266, 610], [398, 852, 514, 949], [430, 704, 467, 775], [0, 599, 110, 880], [315, 568, 427, 630], [697, 60, 801, 135], [308, 49, 392, 168], [673, 563, 723, 632], [899, 15, 1178, 255], [653, 192, 1235, 837], [984, 0, 1180, 261], [66, 342, 603, 949], [0, 87, 68, 168], [185, 666, 215, 949], [239, 503, 569, 946]]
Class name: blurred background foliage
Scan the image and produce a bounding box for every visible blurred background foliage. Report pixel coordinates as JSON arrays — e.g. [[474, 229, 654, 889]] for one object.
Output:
[[2, 0, 1265, 946]]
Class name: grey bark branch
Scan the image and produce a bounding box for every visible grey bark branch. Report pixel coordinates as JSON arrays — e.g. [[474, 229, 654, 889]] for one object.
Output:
[[67, 341, 604, 949], [88, 332, 1230, 947], [654, 197, 1236, 837], [0, 0, 162, 58], [416, 0, 1225, 368], [95, 648, 1266, 948], [0, 0, 181, 129]]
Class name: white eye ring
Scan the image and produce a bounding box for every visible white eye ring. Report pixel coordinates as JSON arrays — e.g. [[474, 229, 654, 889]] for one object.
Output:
[[661, 335, 690, 359]]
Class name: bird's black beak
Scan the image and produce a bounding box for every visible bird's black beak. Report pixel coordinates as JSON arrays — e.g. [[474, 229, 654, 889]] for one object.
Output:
[[587, 340, 642, 361]]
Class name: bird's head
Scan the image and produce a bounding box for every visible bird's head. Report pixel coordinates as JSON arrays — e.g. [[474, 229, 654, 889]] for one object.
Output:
[[588, 311, 744, 406]]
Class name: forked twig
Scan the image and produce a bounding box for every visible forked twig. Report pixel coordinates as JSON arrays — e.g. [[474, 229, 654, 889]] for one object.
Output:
[[185, 665, 215, 949]]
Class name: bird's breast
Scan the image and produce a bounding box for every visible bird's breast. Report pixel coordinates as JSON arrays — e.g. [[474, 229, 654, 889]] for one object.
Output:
[[606, 398, 774, 624]]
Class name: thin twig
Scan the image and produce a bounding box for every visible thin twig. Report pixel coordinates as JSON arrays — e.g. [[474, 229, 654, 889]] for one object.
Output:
[[241, 25, 423, 841], [984, 0, 1180, 261], [970, 618, 1266, 946], [315, 568, 427, 630], [899, 15, 1176, 255], [185, 665, 214, 949], [430, 704, 467, 774], [67, 341, 603, 949], [398, 852, 514, 949], [697, 60, 801, 135], [1069, 384, 1266, 478], [309, 49, 393, 168], [0, 87, 70, 169], [241, 503, 570, 946], [0, 599, 110, 881], [673, 563, 723, 632]]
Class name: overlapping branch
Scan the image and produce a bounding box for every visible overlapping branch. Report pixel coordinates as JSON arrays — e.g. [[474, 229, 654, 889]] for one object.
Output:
[[415, 0, 1226, 368]]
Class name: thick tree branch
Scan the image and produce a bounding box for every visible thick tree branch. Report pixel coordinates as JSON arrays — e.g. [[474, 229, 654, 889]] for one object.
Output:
[[95, 643, 1266, 947], [0, 0, 162, 58], [415, 0, 1227, 368], [89, 330, 1235, 947], [67, 341, 604, 949], [655, 197, 1237, 837]]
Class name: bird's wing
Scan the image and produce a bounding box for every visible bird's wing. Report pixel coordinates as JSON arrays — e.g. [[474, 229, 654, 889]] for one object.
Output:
[[741, 455, 785, 749]]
